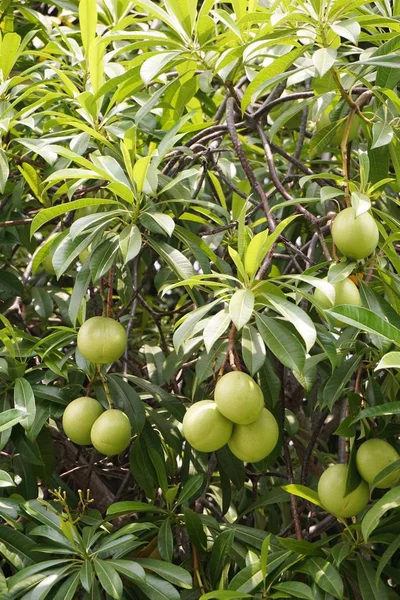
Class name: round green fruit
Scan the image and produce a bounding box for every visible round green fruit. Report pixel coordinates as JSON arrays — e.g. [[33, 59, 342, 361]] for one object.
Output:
[[331, 207, 379, 260], [314, 277, 362, 327], [42, 254, 56, 275], [90, 409, 131, 456], [182, 400, 233, 452], [284, 409, 299, 438], [356, 438, 400, 488], [228, 408, 279, 463], [215, 371, 264, 425], [77, 316, 127, 364], [62, 396, 104, 445], [318, 464, 369, 519]]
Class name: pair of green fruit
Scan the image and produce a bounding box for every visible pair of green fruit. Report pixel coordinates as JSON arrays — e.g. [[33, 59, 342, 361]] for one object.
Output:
[[62, 398, 131, 456], [314, 206, 380, 321], [62, 316, 130, 455], [183, 371, 279, 463], [318, 438, 400, 519]]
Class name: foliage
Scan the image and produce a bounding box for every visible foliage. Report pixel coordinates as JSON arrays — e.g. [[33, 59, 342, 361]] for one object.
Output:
[[1, 0, 400, 598]]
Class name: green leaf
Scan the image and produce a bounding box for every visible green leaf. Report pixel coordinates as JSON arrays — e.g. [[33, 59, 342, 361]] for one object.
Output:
[[204, 308, 231, 353], [0, 149, 9, 193], [371, 459, 400, 490], [183, 508, 207, 552], [88, 39, 104, 94], [305, 557, 343, 600], [93, 558, 123, 599], [30, 199, 117, 236], [0, 32, 21, 80], [375, 535, 400, 584], [322, 355, 362, 410], [241, 46, 307, 111], [375, 351, 400, 370], [0, 470, 15, 488], [133, 573, 180, 600], [312, 47, 337, 77], [147, 238, 194, 280], [362, 486, 400, 541], [157, 517, 173, 562], [135, 558, 192, 589], [356, 556, 389, 600], [209, 529, 235, 587], [200, 593, 251, 600], [107, 502, 168, 517], [372, 122, 394, 149], [256, 314, 306, 373], [349, 402, 400, 425], [79, 0, 97, 55], [0, 408, 28, 432], [267, 295, 316, 353], [282, 484, 323, 508], [273, 581, 314, 600], [229, 289, 254, 330], [325, 306, 400, 345], [260, 533, 271, 581], [177, 474, 204, 505], [241, 324, 266, 375]]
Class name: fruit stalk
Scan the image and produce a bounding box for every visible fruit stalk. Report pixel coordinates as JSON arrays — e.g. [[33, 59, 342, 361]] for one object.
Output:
[[98, 371, 113, 410]]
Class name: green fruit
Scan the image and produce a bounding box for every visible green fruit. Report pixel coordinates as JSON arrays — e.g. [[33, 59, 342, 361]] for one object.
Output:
[[356, 439, 400, 488], [318, 464, 369, 518], [228, 408, 279, 462], [215, 371, 264, 425], [314, 277, 362, 326], [331, 207, 379, 260], [284, 409, 299, 438], [42, 254, 56, 275], [62, 397, 104, 445], [77, 316, 127, 364], [90, 409, 131, 456], [182, 400, 233, 452]]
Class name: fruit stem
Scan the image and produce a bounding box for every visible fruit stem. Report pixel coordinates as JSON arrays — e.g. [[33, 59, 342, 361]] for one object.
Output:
[[98, 370, 113, 409]]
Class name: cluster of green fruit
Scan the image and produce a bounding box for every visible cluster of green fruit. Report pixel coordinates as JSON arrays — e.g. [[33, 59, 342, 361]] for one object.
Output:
[[318, 439, 400, 519], [62, 316, 132, 456], [183, 372, 279, 463], [314, 207, 379, 319]]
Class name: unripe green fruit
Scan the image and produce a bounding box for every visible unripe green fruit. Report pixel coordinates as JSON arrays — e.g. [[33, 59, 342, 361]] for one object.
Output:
[[215, 371, 264, 425], [77, 316, 127, 364], [42, 254, 56, 275], [228, 408, 279, 463], [331, 207, 379, 260], [284, 409, 299, 438], [62, 397, 104, 445], [182, 400, 233, 452], [90, 409, 131, 456], [318, 464, 369, 519], [314, 277, 362, 326], [356, 439, 400, 488]]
